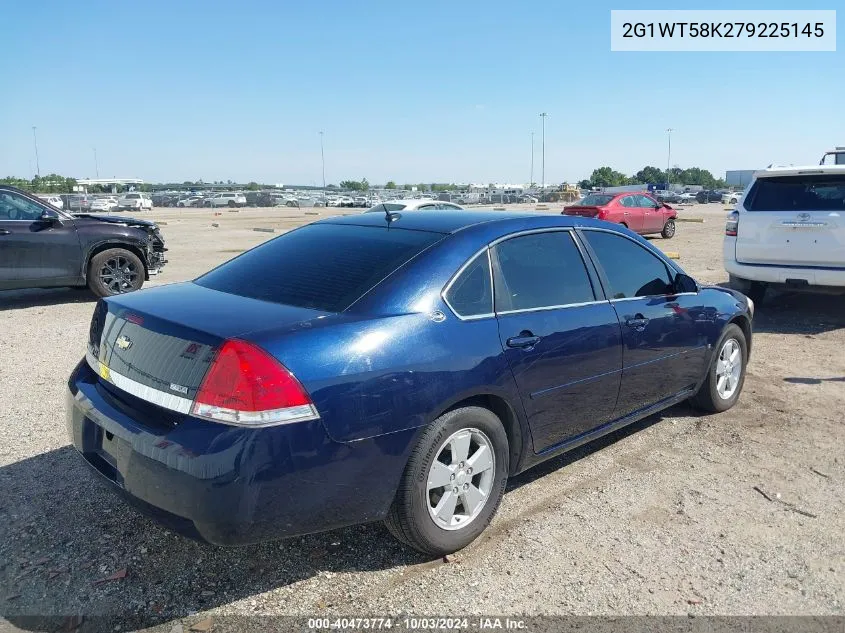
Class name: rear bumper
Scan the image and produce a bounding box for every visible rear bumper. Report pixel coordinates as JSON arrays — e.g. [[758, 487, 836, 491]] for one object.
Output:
[[66, 359, 415, 545], [725, 259, 845, 288]]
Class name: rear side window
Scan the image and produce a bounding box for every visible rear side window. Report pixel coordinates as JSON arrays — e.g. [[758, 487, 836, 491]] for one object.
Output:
[[493, 231, 595, 312], [196, 224, 442, 312], [444, 252, 492, 317], [745, 175, 845, 211], [582, 231, 673, 299]]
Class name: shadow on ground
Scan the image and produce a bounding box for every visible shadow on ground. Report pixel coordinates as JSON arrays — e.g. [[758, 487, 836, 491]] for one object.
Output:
[[715, 284, 845, 336], [0, 287, 97, 310], [0, 401, 706, 632]]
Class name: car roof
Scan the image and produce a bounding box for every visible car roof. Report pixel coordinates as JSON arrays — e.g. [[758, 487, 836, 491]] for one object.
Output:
[[755, 165, 845, 178], [318, 209, 602, 235]]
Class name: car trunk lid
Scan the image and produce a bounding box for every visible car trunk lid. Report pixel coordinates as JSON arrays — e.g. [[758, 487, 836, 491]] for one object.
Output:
[[87, 282, 331, 407], [563, 205, 602, 218]]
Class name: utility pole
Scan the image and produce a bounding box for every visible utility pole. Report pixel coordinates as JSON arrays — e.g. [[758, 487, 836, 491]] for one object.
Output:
[[666, 128, 673, 188], [539, 112, 548, 193], [93, 147, 99, 178], [319, 131, 326, 192], [32, 126, 40, 177], [530, 132, 534, 187]]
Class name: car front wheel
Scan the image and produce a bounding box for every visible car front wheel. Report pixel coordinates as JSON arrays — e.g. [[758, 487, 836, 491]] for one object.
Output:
[[87, 248, 145, 297], [661, 219, 676, 238], [384, 406, 509, 556], [691, 323, 747, 413]]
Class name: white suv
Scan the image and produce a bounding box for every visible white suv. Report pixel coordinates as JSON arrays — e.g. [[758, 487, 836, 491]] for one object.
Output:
[[118, 192, 153, 211], [208, 192, 247, 208], [724, 164, 845, 303]]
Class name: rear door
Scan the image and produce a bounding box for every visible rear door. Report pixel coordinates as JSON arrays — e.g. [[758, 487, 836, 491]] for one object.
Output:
[[492, 230, 622, 452], [0, 189, 83, 288], [735, 173, 845, 268], [618, 195, 644, 232]]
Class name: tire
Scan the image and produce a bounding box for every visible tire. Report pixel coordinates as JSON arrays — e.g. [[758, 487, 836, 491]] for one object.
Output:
[[384, 406, 509, 556], [730, 198, 738, 204], [661, 219, 676, 239], [87, 248, 145, 298], [691, 323, 748, 413], [228, 200, 236, 208]]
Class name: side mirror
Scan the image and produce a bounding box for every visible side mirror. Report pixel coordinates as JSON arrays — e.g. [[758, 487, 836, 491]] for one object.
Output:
[[39, 210, 60, 225], [673, 272, 698, 294]]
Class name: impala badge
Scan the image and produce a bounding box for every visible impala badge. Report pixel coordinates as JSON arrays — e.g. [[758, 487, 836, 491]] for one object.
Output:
[[116, 335, 133, 351]]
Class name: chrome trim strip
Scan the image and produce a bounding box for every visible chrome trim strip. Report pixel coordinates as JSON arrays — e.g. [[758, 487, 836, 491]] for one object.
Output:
[[496, 300, 607, 316], [609, 292, 698, 303], [86, 350, 193, 414], [488, 227, 574, 247], [441, 246, 495, 322], [780, 222, 827, 227]]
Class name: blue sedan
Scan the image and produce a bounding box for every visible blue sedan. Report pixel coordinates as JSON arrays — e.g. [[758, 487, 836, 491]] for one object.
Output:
[[67, 210, 753, 555]]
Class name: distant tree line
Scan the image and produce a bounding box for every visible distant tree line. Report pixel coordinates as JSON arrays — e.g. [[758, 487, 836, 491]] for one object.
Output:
[[1, 174, 78, 193], [578, 166, 727, 190]]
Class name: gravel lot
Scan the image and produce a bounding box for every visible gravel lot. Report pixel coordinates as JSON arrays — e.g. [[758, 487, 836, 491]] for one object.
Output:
[[1, 204, 843, 630]]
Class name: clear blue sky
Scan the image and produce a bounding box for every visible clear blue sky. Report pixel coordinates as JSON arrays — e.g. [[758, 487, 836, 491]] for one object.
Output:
[[0, 0, 842, 185]]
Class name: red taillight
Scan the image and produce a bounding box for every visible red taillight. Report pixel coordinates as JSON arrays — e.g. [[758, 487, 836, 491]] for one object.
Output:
[[596, 207, 607, 220], [191, 339, 317, 427], [725, 210, 739, 236]]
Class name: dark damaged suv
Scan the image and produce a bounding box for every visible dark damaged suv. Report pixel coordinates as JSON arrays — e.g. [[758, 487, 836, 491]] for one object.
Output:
[[0, 186, 167, 297]]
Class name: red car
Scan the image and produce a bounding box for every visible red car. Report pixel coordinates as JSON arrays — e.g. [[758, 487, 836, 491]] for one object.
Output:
[[563, 192, 677, 238]]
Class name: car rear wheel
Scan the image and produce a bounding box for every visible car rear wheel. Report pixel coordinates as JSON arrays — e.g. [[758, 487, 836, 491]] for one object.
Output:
[[691, 324, 747, 413], [88, 248, 145, 297], [228, 200, 236, 207], [661, 219, 676, 238], [384, 406, 509, 556]]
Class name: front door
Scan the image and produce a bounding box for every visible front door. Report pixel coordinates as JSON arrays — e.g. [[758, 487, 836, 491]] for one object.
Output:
[[492, 230, 623, 453], [638, 194, 666, 234], [0, 190, 82, 289], [580, 229, 709, 417]]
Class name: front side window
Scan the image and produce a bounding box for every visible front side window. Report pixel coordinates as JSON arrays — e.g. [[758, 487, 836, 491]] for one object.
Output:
[[444, 251, 492, 317], [0, 191, 46, 221], [493, 231, 595, 312], [637, 194, 659, 208], [582, 230, 673, 299]]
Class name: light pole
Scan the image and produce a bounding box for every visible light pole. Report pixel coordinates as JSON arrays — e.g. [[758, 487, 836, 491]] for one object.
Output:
[[530, 132, 534, 187], [93, 147, 99, 178], [539, 112, 548, 193], [666, 128, 673, 187], [32, 126, 40, 177], [319, 131, 326, 192]]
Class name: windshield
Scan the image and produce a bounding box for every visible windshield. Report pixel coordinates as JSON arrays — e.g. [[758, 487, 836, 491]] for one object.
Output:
[[745, 175, 845, 212], [578, 194, 614, 206]]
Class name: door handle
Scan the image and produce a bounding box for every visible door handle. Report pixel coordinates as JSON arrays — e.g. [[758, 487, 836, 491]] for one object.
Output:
[[0, 229, 10, 235], [625, 315, 649, 329], [506, 332, 541, 349]]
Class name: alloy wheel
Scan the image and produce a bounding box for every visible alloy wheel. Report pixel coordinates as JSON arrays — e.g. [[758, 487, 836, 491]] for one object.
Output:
[[715, 338, 742, 400], [99, 255, 139, 294], [426, 428, 495, 531]]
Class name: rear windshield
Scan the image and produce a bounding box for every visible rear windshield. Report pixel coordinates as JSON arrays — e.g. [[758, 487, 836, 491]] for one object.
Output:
[[196, 223, 442, 311], [578, 194, 614, 206], [746, 175, 845, 212]]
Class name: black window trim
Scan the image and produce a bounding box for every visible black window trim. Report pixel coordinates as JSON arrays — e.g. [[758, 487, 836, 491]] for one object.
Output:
[[576, 227, 698, 302], [489, 228, 604, 315], [441, 246, 495, 321]]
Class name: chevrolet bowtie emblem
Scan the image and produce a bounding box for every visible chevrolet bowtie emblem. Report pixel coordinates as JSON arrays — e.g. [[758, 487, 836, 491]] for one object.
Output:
[[116, 335, 133, 351]]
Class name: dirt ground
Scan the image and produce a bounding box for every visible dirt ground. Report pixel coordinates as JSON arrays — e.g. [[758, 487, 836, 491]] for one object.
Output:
[[1, 204, 843, 630]]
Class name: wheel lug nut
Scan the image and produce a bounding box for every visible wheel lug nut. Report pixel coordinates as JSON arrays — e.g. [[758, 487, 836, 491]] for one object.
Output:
[[466, 468, 472, 475], [450, 474, 455, 481], [459, 462, 465, 468], [452, 487, 459, 494], [463, 483, 469, 490]]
